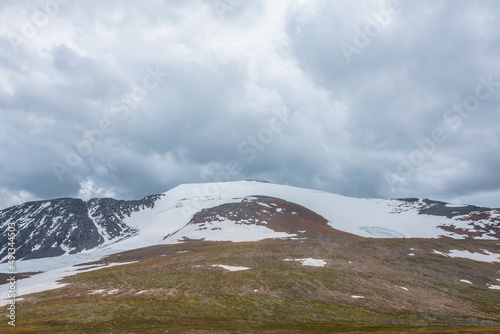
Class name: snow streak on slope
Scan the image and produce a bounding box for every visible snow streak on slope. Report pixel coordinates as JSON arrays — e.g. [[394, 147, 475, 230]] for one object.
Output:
[[0, 261, 137, 307], [432, 249, 500, 263]]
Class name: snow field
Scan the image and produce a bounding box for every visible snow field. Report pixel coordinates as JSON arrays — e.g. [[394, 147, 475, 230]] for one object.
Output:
[[164, 219, 295, 243], [0, 261, 137, 306]]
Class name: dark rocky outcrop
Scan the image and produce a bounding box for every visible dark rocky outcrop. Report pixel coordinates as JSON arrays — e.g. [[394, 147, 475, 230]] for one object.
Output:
[[0, 194, 163, 262]]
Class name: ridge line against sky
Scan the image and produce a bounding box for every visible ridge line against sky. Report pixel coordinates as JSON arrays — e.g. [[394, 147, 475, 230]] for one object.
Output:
[[0, 0, 499, 209]]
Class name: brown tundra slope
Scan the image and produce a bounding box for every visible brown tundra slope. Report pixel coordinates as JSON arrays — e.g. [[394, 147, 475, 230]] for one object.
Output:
[[4, 236, 499, 333]]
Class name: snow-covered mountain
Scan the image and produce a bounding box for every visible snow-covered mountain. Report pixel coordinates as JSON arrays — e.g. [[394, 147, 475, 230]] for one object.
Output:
[[1, 181, 499, 267], [0, 195, 163, 262]]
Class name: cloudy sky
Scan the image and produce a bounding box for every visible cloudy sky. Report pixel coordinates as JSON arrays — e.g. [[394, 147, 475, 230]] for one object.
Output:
[[0, 0, 499, 209]]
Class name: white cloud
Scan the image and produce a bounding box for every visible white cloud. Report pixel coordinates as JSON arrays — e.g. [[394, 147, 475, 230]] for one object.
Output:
[[0, 188, 36, 209], [77, 178, 117, 201]]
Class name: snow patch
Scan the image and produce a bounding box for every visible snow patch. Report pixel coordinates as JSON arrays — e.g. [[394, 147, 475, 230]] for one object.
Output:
[[351, 295, 364, 299], [299, 258, 326, 267], [460, 280, 473, 285], [165, 219, 296, 243], [257, 202, 273, 209], [432, 250, 449, 257], [433, 249, 500, 263], [212, 264, 250, 272], [284, 258, 326, 267]]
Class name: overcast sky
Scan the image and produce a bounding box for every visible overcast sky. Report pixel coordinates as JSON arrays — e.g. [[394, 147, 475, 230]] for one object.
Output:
[[0, 0, 499, 209]]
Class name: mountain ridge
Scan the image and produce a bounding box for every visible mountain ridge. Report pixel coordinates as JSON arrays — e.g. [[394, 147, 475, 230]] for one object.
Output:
[[0, 194, 164, 262]]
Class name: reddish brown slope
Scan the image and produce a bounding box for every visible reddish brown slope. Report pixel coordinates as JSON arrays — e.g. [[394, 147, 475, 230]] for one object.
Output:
[[185, 195, 357, 238]]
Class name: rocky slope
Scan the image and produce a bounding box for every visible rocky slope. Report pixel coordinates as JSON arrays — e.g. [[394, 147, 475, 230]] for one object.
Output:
[[0, 195, 163, 262], [164, 195, 355, 242]]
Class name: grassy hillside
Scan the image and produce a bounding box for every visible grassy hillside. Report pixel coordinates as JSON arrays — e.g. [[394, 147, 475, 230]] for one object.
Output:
[[3, 237, 500, 333]]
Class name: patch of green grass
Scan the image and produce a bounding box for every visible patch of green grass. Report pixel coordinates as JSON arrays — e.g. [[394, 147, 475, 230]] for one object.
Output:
[[6, 297, 500, 333]]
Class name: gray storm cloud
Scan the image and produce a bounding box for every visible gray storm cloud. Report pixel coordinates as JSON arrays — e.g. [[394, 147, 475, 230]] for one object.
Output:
[[0, 0, 499, 208]]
